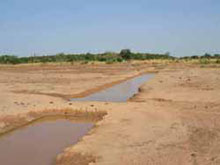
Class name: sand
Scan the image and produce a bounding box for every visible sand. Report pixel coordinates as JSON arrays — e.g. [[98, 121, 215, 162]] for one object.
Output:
[[0, 62, 157, 116], [0, 62, 220, 165]]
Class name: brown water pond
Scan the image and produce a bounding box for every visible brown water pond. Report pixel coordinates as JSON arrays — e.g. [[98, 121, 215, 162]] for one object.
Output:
[[0, 119, 93, 165]]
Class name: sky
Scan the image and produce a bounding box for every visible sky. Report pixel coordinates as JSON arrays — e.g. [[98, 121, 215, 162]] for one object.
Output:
[[0, 0, 220, 57]]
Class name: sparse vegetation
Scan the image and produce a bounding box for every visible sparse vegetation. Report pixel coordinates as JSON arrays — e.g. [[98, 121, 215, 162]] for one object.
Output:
[[179, 53, 220, 65], [180, 53, 220, 60], [1, 51, 219, 65], [0, 50, 174, 65]]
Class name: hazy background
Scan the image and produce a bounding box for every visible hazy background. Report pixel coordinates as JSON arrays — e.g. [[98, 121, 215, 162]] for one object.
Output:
[[0, 0, 219, 57]]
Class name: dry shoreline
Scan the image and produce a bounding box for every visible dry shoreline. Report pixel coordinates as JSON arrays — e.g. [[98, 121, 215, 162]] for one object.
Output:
[[0, 109, 107, 137], [0, 62, 220, 165]]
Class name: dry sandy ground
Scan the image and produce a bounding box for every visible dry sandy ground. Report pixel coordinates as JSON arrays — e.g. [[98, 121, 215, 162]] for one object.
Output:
[[0, 62, 157, 116], [57, 66, 220, 165], [0, 62, 220, 165]]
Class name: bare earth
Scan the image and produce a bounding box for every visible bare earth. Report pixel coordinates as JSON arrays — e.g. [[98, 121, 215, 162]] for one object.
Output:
[[0, 62, 220, 165], [0, 63, 156, 116]]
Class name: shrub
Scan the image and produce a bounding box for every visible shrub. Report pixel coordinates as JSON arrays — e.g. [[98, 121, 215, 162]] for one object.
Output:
[[116, 58, 123, 62], [199, 59, 210, 64], [105, 60, 114, 64], [80, 61, 88, 65]]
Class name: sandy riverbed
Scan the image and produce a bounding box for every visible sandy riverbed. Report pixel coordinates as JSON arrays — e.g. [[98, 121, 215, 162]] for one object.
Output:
[[0, 62, 220, 165], [0, 62, 157, 116]]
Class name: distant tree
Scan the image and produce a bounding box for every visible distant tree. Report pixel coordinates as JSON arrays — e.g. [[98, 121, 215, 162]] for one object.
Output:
[[55, 53, 66, 62], [0, 55, 20, 64], [191, 55, 199, 59], [202, 53, 212, 59], [214, 54, 220, 58], [120, 49, 132, 60], [85, 53, 95, 61], [165, 52, 170, 56]]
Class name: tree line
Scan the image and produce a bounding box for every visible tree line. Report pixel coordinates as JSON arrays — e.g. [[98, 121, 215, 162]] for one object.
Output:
[[0, 49, 174, 65], [180, 53, 220, 60]]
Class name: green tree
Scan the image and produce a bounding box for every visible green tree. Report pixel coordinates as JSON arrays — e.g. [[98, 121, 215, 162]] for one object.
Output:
[[120, 49, 132, 60]]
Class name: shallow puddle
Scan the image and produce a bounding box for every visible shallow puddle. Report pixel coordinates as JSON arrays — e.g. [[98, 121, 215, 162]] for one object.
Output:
[[0, 73, 154, 165], [71, 73, 154, 102], [0, 119, 93, 165]]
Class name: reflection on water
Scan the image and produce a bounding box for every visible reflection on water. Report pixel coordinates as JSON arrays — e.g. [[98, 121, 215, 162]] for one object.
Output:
[[71, 74, 154, 102]]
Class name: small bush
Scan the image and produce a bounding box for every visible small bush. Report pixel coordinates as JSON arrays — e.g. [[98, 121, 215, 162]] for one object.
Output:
[[80, 61, 88, 65], [105, 60, 114, 64], [116, 58, 123, 62], [199, 59, 210, 64]]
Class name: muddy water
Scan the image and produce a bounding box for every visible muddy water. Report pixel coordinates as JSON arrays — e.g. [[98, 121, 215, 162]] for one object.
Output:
[[0, 119, 93, 165], [71, 73, 154, 102], [0, 73, 154, 165]]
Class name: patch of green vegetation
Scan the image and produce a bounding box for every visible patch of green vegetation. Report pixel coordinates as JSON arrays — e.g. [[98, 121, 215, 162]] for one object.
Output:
[[180, 53, 220, 65], [0, 49, 174, 65], [2, 50, 219, 65], [199, 59, 210, 64], [80, 61, 89, 65]]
